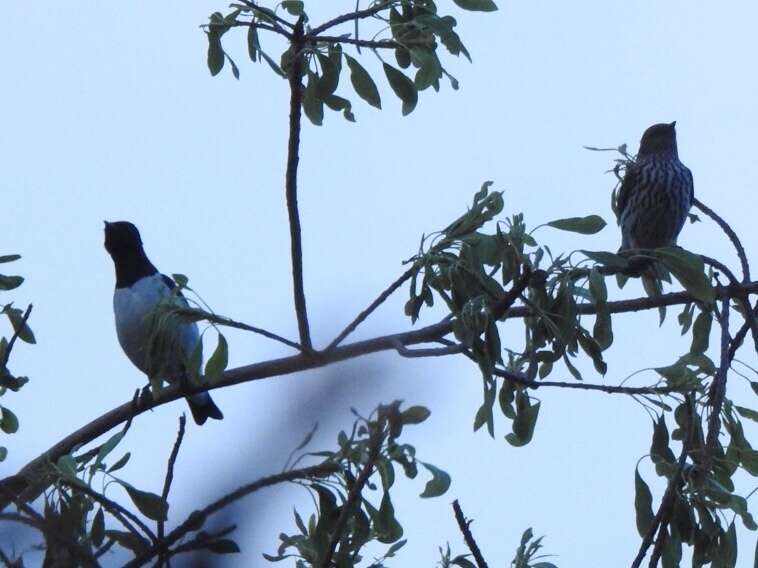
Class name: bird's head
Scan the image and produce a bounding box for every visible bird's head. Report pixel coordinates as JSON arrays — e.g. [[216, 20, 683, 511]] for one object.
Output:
[[104, 221, 144, 258], [638, 121, 678, 159]]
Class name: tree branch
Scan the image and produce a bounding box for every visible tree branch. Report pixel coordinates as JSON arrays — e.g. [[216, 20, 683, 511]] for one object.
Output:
[[320, 428, 384, 567], [286, 17, 313, 351], [124, 463, 339, 567], [310, 0, 394, 36], [327, 266, 416, 349], [694, 198, 750, 283], [706, 297, 732, 457], [631, 396, 693, 568], [452, 499, 489, 568], [2, 281, 755, 510], [157, 415, 186, 567], [307, 35, 399, 49]]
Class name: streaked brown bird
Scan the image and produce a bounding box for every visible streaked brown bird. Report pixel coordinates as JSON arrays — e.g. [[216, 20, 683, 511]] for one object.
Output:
[[617, 121, 694, 251]]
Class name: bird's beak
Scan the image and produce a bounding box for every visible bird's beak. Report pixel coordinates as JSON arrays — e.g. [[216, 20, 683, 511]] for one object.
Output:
[[104, 221, 110, 227], [670, 121, 677, 128]]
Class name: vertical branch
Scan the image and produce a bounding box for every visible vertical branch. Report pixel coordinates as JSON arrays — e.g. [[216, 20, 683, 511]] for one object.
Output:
[[286, 16, 313, 351], [157, 415, 186, 567], [706, 297, 731, 455], [452, 499, 489, 568]]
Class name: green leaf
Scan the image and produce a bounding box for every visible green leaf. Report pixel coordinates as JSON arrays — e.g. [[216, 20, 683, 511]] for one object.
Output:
[[383, 63, 418, 115], [634, 468, 654, 537], [207, 35, 225, 76], [0, 406, 19, 434], [91, 507, 105, 547], [316, 53, 340, 99], [56, 454, 78, 479], [400, 405, 430, 425], [0, 275, 23, 291], [206, 539, 241, 554], [419, 462, 451, 497], [736, 406, 758, 423], [247, 25, 258, 62], [375, 491, 403, 543], [204, 333, 228, 382], [95, 431, 124, 470], [452, 0, 498, 11], [0, 447, 7, 462], [302, 71, 324, 126], [323, 95, 355, 122], [345, 54, 381, 109], [506, 391, 540, 446], [122, 484, 169, 521], [653, 247, 715, 304], [4, 306, 35, 344], [104, 530, 149, 555], [412, 49, 442, 91], [689, 309, 712, 355], [546, 215, 606, 235], [0, 255, 21, 264], [107, 452, 131, 473], [281, 0, 304, 15]]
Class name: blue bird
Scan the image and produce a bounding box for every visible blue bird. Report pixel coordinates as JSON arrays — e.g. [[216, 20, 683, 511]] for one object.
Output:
[[104, 221, 223, 425]]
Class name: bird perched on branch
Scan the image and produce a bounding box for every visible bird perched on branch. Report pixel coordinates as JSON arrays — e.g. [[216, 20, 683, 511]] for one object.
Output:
[[104, 221, 223, 425], [617, 121, 694, 252]]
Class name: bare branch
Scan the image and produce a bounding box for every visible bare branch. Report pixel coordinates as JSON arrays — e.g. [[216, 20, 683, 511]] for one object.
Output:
[[694, 198, 750, 282], [452, 499, 489, 568], [310, 0, 395, 36], [157, 415, 187, 567], [173, 308, 301, 351], [124, 463, 339, 567], [393, 340, 465, 358], [285, 17, 313, 351], [706, 297, 732, 457], [327, 266, 415, 349], [237, 0, 295, 30], [307, 35, 399, 49]]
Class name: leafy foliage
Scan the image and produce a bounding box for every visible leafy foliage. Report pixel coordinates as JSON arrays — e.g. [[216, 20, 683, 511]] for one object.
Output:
[[0, 254, 32, 461], [203, 0, 497, 122], [265, 401, 449, 566]]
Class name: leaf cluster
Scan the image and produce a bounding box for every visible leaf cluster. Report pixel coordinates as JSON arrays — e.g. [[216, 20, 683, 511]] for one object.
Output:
[[0, 254, 33, 462], [265, 401, 449, 567]]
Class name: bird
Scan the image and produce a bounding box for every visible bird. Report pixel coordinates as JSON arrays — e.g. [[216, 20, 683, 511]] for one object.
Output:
[[104, 221, 223, 425], [616, 121, 694, 252]]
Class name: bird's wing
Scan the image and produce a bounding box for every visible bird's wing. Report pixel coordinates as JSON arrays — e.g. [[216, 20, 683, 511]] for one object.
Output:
[[160, 274, 201, 362], [684, 165, 694, 202], [615, 162, 639, 222]]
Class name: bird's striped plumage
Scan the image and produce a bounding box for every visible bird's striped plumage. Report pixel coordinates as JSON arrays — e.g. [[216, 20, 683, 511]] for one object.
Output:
[[617, 122, 694, 251]]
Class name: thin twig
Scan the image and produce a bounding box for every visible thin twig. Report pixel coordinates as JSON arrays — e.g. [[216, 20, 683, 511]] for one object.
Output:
[[306, 35, 399, 49], [452, 499, 489, 568], [157, 415, 187, 567], [124, 463, 339, 568], [57, 479, 155, 542], [1, 304, 32, 368], [238, 0, 295, 30], [393, 340, 464, 358], [285, 16, 313, 352], [321, 428, 384, 568], [694, 198, 750, 282], [631, 396, 693, 568], [229, 20, 292, 39], [492, 367, 693, 396], [327, 266, 415, 350], [2, 282, 756, 510], [310, 0, 394, 36]]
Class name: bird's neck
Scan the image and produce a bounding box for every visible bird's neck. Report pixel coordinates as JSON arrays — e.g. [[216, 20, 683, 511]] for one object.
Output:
[[113, 250, 158, 288]]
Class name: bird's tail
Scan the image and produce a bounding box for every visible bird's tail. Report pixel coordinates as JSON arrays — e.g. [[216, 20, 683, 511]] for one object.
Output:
[[186, 392, 224, 425]]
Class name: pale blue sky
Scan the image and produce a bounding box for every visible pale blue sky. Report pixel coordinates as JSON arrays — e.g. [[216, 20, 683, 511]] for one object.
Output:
[[2, 1, 758, 566]]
